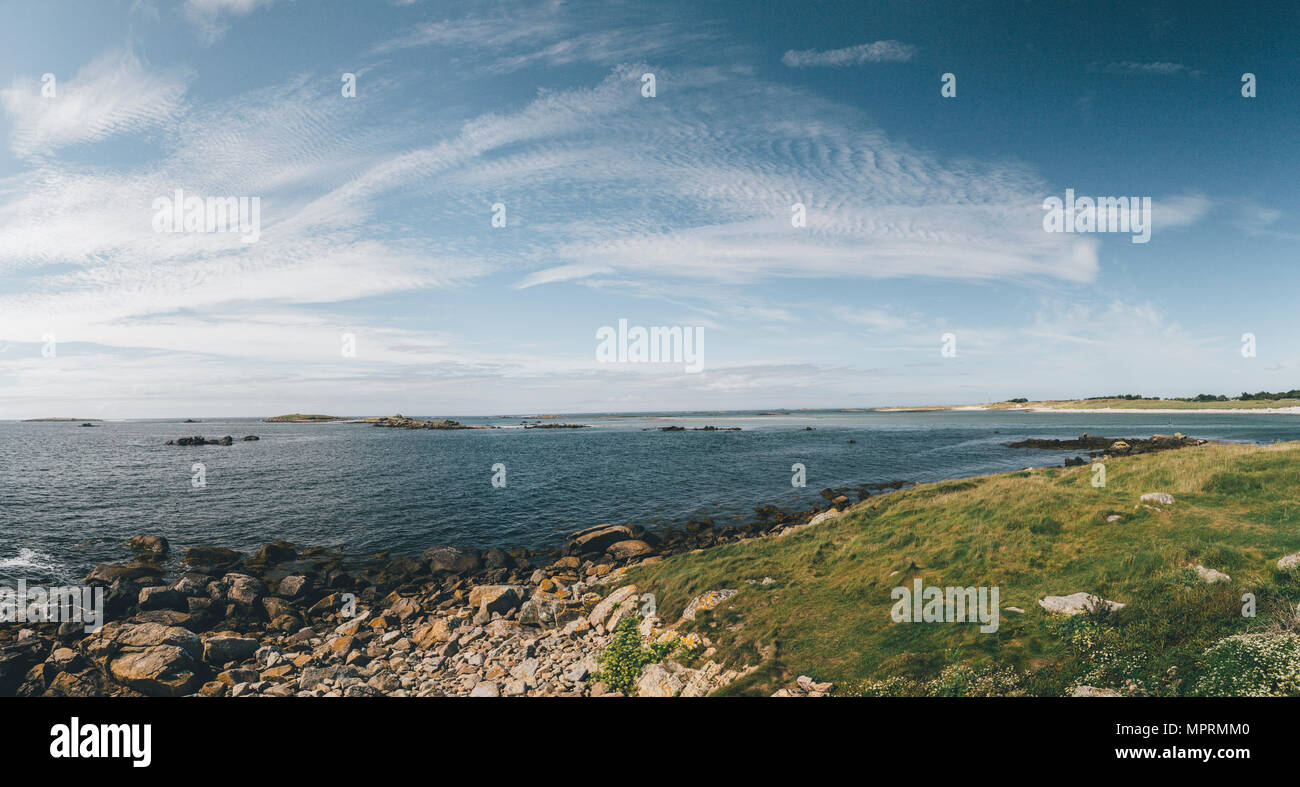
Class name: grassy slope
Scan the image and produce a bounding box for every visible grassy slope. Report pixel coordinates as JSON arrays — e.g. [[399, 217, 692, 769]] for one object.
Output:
[[628, 441, 1300, 695]]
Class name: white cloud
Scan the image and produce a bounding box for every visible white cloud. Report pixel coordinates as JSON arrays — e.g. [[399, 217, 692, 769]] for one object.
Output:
[[0, 50, 190, 159], [782, 41, 917, 67], [183, 0, 276, 42], [1101, 61, 1202, 76]]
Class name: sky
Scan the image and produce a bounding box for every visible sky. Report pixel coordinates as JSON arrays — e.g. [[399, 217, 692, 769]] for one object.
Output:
[[0, 0, 1297, 418]]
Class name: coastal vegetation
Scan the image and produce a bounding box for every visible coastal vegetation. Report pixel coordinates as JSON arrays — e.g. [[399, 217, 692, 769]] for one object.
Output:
[[263, 414, 347, 422], [978, 397, 1300, 410], [626, 441, 1300, 696]]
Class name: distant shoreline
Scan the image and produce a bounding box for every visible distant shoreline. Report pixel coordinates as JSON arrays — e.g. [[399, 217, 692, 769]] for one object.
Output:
[[880, 398, 1300, 415], [879, 405, 1300, 415]]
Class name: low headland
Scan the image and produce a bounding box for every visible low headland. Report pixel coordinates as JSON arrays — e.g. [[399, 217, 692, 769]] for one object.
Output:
[[883, 390, 1300, 414], [7, 431, 1298, 697]]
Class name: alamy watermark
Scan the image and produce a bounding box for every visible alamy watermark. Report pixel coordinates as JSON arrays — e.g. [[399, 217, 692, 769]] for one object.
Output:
[[152, 188, 261, 243], [890, 578, 1000, 633], [595, 319, 704, 373], [1042, 189, 1151, 244], [50, 717, 151, 768], [0, 580, 104, 633]]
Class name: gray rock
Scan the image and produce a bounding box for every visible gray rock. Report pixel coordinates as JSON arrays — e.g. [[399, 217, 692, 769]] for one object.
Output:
[[682, 588, 739, 621], [1072, 685, 1122, 697], [636, 662, 683, 697], [1193, 565, 1230, 583], [469, 681, 500, 697], [1037, 592, 1125, 615]]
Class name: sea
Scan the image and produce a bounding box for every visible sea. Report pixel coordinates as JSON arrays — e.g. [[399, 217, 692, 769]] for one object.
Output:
[[3, 409, 1299, 584]]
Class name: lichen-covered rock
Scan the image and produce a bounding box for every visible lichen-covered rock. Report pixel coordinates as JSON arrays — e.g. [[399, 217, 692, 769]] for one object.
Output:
[[587, 585, 637, 628], [1037, 592, 1125, 615], [468, 585, 525, 615], [636, 662, 683, 697], [682, 588, 739, 621], [1194, 565, 1231, 583]]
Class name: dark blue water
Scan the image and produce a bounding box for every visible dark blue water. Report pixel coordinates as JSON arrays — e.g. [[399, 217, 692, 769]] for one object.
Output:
[[3, 410, 1299, 583]]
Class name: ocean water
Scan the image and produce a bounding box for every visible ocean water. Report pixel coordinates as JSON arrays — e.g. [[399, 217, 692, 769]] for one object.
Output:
[[3, 409, 1299, 584]]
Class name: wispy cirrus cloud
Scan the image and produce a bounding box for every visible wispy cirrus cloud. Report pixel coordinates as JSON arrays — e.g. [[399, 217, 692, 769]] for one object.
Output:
[[1100, 61, 1202, 76], [183, 0, 277, 42], [0, 49, 190, 160], [781, 40, 917, 67], [374, 5, 715, 73]]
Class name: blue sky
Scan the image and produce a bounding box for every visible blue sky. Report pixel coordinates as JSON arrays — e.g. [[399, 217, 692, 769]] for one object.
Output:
[[0, 0, 1297, 417]]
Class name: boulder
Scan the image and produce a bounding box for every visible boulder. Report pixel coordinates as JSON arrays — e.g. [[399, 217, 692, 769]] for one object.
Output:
[[0, 639, 48, 696], [138, 586, 186, 611], [222, 573, 264, 606], [636, 662, 683, 697], [108, 647, 200, 697], [127, 536, 170, 556], [183, 546, 243, 573], [82, 622, 202, 697], [807, 509, 843, 527], [412, 618, 457, 649], [253, 541, 296, 565], [568, 524, 635, 554], [276, 574, 311, 599], [422, 546, 482, 574], [380, 555, 424, 584], [388, 596, 420, 621], [682, 588, 740, 621], [469, 681, 500, 697], [483, 548, 513, 569], [518, 595, 577, 626], [84, 560, 163, 586], [468, 585, 525, 615], [587, 585, 638, 628], [1139, 492, 1175, 506], [606, 540, 655, 561], [1037, 593, 1125, 616], [202, 635, 259, 665], [1193, 565, 1230, 583]]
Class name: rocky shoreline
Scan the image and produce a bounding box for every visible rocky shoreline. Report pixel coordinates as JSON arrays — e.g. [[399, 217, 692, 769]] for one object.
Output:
[[1006, 432, 1207, 466], [0, 487, 875, 698]]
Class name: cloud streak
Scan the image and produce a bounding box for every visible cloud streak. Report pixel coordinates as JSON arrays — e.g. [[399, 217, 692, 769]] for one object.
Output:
[[781, 40, 917, 67]]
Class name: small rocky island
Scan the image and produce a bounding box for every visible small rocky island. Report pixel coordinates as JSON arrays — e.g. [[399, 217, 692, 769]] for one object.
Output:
[[263, 414, 348, 423], [165, 435, 259, 446], [22, 417, 101, 422], [372, 415, 493, 430]]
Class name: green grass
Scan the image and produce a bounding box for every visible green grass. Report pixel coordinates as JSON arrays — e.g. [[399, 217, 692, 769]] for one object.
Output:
[[626, 442, 1300, 695]]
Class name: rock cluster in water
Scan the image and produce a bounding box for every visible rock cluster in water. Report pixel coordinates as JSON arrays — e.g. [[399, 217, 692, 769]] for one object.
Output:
[[372, 416, 492, 430], [164, 435, 259, 445], [1007, 433, 1206, 467]]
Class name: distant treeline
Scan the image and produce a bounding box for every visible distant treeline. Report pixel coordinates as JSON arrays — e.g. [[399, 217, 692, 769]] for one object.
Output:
[[1171, 391, 1300, 402], [1012, 391, 1300, 402]]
